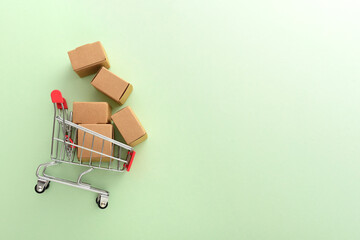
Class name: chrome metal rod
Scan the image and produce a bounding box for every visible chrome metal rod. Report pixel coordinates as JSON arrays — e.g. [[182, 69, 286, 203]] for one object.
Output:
[[53, 138, 127, 163], [77, 168, 94, 184]]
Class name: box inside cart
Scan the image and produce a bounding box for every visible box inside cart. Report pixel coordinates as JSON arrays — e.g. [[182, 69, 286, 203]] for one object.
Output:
[[73, 102, 112, 124], [77, 124, 114, 162]]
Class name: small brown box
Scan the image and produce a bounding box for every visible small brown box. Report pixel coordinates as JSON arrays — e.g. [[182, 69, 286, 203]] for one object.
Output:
[[73, 102, 111, 124], [77, 124, 114, 161], [68, 41, 110, 78], [91, 67, 133, 105], [111, 106, 147, 147]]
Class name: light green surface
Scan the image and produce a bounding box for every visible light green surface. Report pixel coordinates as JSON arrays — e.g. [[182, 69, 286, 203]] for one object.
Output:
[[1, 0, 360, 239]]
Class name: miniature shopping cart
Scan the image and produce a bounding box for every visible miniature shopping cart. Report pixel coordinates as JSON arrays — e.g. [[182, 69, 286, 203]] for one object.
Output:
[[35, 90, 136, 209]]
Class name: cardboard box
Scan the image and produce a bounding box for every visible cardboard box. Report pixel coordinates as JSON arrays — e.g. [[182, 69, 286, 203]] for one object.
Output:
[[73, 102, 111, 124], [77, 124, 114, 161], [111, 106, 147, 147], [91, 67, 133, 105], [68, 41, 110, 77]]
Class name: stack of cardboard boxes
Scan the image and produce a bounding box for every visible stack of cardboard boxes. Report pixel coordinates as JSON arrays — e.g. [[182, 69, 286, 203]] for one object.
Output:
[[73, 102, 113, 161], [68, 41, 147, 163]]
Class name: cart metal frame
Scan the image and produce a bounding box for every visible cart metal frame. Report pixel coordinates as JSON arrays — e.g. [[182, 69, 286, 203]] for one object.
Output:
[[35, 90, 136, 209]]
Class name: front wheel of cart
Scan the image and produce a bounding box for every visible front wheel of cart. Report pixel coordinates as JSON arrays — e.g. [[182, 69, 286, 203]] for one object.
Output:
[[97, 201, 108, 209], [96, 195, 109, 209], [35, 180, 50, 194], [34, 184, 45, 194]]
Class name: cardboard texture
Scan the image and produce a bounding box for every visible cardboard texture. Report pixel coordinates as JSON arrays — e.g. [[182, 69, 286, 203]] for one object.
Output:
[[111, 106, 147, 147], [77, 124, 114, 161], [91, 67, 133, 104], [68, 41, 110, 77], [73, 102, 111, 124]]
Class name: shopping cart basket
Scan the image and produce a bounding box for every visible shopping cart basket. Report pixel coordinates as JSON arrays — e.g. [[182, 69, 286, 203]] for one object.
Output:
[[35, 90, 136, 209]]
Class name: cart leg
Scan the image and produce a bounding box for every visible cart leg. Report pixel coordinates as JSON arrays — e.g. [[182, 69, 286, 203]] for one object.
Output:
[[36, 161, 110, 208], [96, 194, 109, 209], [77, 167, 94, 185], [36, 161, 59, 179]]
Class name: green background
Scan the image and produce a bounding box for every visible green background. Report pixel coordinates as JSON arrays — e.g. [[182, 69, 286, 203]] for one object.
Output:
[[0, 0, 359, 239]]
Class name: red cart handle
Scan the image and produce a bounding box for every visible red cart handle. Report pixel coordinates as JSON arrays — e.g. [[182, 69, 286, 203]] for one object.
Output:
[[125, 151, 136, 172], [51, 90, 68, 109]]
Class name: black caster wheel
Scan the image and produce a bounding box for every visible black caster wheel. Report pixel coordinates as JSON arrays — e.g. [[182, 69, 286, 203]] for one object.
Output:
[[45, 182, 50, 189], [97, 201, 108, 209], [96, 197, 108, 209], [34, 184, 45, 194]]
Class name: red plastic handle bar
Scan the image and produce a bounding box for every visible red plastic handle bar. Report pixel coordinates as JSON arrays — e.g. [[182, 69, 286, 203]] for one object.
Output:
[[126, 151, 136, 172], [57, 98, 68, 110], [51, 90, 63, 103], [51, 90, 68, 109]]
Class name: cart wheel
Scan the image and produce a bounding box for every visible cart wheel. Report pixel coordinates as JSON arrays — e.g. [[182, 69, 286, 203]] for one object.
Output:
[[45, 182, 50, 189], [34, 184, 45, 194], [96, 195, 108, 209], [97, 201, 108, 209]]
